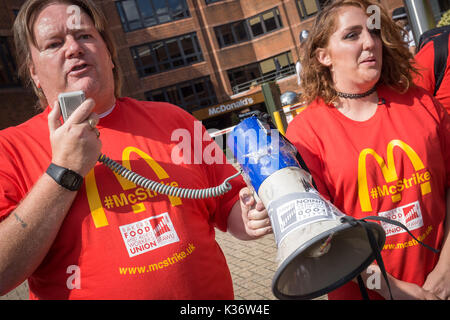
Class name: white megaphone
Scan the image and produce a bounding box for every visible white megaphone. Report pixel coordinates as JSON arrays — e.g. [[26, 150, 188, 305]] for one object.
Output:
[[227, 116, 386, 300]]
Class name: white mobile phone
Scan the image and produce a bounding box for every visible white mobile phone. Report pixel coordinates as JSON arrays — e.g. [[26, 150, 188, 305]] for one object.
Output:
[[58, 91, 85, 122]]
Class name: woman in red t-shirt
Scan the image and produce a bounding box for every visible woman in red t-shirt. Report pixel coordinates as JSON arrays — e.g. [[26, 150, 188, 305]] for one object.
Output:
[[286, 0, 450, 300]]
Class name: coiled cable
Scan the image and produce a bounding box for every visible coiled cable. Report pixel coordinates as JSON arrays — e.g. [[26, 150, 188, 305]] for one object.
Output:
[[98, 153, 242, 199]]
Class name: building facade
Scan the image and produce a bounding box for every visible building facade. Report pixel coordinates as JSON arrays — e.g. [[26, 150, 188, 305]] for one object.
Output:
[[1, 0, 448, 130]]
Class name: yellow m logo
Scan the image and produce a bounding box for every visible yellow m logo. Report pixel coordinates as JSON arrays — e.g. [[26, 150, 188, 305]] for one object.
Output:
[[358, 140, 431, 212], [85, 147, 182, 228]]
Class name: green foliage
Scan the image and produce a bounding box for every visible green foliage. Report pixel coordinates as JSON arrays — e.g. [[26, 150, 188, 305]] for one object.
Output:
[[437, 10, 450, 27]]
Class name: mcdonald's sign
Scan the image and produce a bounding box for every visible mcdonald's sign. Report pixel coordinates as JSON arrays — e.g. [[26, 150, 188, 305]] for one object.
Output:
[[358, 140, 431, 212], [85, 146, 182, 228]]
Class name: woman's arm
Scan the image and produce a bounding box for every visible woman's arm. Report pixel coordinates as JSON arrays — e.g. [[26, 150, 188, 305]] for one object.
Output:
[[422, 188, 450, 300]]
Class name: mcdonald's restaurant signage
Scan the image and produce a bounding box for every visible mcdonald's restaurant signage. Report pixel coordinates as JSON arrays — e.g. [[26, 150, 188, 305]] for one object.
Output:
[[193, 92, 265, 120], [357, 139, 431, 212]]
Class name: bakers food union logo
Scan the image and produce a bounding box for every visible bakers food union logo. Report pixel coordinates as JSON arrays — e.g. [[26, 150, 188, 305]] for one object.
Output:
[[358, 140, 431, 212], [85, 146, 182, 228]]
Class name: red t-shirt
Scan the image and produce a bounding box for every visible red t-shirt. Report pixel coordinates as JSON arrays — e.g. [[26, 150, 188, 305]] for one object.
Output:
[[414, 35, 450, 114], [286, 85, 449, 300], [0, 97, 245, 299]]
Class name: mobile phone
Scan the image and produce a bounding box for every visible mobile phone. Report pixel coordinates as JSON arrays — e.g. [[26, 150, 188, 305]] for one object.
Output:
[[58, 91, 85, 122]]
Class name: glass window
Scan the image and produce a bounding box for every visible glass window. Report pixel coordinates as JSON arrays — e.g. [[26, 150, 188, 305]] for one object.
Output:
[[304, 0, 319, 15], [166, 38, 183, 66], [149, 89, 166, 102], [227, 51, 295, 94], [166, 86, 181, 104], [217, 24, 234, 47], [262, 10, 277, 32], [179, 83, 195, 105], [134, 45, 157, 75], [169, 0, 186, 19], [153, 41, 170, 71], [137, 0, 157, 27], [116, 0, 190, 32], [214, 7, 282, 48], [153, 0, 170, 23], [121, 0, 142, 31], [296, 0, 327, 19], [249, 16, 264, 37], [146, 77, 217, 112], [232, 21, 249, 42], [180, 35, 195, 56], [122, 0, 140, 21], [132, 33, 203, 77]]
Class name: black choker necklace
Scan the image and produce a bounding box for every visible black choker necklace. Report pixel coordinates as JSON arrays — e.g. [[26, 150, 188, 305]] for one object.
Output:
[[336, 86, 377, 99]]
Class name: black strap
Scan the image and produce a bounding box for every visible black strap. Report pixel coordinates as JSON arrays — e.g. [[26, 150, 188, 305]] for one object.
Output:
[[357, 275, 369, 300], [340, 215, 440, 300], [341, 216, 394, 300], [361, 215, 440, 254], [433, 32, 449, 96]]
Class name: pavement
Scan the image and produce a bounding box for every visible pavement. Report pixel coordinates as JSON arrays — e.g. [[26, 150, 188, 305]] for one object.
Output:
[[0, 230, 326, 300]]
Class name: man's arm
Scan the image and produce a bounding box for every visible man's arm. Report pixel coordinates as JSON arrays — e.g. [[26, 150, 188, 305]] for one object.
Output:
[[227, 187, 272, 241], [0, 174, 78, 295], [0, 100, 101, 295]]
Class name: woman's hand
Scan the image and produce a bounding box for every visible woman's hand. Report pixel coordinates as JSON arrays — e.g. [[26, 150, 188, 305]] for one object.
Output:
[[358, 264, 441, 300], [227, 187, 272, 240], [422, 267, 450, 300]]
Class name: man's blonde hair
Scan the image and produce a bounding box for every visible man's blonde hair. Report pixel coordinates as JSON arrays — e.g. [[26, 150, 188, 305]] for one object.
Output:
[[13, 0, 122, 109]]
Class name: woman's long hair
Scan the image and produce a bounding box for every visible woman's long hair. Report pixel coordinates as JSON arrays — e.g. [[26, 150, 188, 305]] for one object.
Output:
[[300, 0, 418, 105]]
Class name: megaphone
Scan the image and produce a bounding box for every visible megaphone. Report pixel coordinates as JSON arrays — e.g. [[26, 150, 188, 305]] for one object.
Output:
[[227, 116, 386, 300]]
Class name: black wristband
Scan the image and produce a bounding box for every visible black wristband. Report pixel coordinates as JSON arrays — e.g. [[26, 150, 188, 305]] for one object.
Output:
[[46, 163, 83, 191]]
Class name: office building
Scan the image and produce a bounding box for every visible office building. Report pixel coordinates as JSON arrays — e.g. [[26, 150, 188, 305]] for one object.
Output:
[[1, 0, 448, 130]]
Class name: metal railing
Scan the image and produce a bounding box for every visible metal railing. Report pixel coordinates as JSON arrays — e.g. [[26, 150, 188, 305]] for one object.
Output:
[[231, 65, 296, 95]]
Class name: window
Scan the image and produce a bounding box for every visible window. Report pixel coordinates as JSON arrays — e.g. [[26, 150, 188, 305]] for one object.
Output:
[[214, 7, 283, 48], [227, 52, 295, 94], [205, 0, 224, 4], [215, 21, 250, 47], [145, 77, 217, 113], [0, 37, 19, 88], [247, 7, 283, 37], [116, 0, 190, 32], [249, 16, 264, 37], [131, 33, 203, 77], [296, 0, 327, 19]]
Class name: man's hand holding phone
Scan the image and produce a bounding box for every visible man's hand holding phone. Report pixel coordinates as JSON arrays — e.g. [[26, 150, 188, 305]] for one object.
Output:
[[48, 97, 101, 177]]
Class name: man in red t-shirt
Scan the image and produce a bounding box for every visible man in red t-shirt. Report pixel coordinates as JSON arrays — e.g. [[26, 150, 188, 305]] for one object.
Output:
[[0, 0, 271, 299], [414, 32, 450, 114]]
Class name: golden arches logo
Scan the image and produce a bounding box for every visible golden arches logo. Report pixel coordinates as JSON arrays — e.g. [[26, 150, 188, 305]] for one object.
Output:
[[85, 147, 182, 228], [358, 140, 431, 212]]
